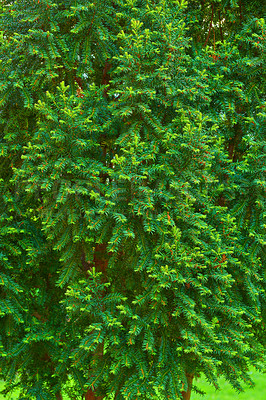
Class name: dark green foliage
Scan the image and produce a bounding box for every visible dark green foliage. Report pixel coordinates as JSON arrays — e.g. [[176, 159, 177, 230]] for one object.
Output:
[[0, 1, 265, 399]]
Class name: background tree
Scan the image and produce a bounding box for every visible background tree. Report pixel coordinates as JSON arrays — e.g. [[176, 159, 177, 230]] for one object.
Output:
[[0, 1, 265, 400]]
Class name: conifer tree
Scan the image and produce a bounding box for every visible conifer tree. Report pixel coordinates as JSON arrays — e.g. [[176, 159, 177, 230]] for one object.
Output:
[[0, 1, 265, 400]]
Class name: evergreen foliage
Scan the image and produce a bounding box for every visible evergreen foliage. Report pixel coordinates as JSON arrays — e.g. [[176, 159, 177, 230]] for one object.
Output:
[[0, 1, 265, 399]]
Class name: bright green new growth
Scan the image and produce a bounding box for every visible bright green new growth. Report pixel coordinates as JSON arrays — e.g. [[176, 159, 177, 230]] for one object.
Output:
[[0, 1, 265, 399]]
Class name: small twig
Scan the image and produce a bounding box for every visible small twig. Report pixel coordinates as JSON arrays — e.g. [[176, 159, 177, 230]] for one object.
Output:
[[204, 3, 214, 46]]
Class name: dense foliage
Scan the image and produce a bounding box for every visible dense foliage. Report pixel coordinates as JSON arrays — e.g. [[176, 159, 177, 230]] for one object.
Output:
[[0, 1, 265, 399]]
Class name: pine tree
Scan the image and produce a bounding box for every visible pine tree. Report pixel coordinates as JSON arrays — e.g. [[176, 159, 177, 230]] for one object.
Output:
[[0, 1, 265, 400]]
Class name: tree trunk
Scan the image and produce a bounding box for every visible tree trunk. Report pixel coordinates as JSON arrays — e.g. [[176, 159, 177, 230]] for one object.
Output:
[[181, 373, 194, 400], [93, 243, 109, 276], [55, 391, 63, 400], [84, 243, 109, 400], [84, 389, 104, 400]]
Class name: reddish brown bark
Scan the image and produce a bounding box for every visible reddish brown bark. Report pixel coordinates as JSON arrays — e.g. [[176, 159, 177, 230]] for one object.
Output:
[[102, 60, 111, 98], [102, 61, 111, 86], [39, 353, 63, 399], [55, 391, 63, 400], [228, 130, 242, 162], [84, 57, 111, 397], [219, 10, 224, 42], [84, 389, 104, 400], [32, 311, 48, 322], [239, 1, 243, 21], [181, 373, 194, 400], [93, 243, 109, 276], [75, 76, 84, 91], [204, 3, 214, 46], [81, 243, 109, 277], [84, 243, 109, 400]]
